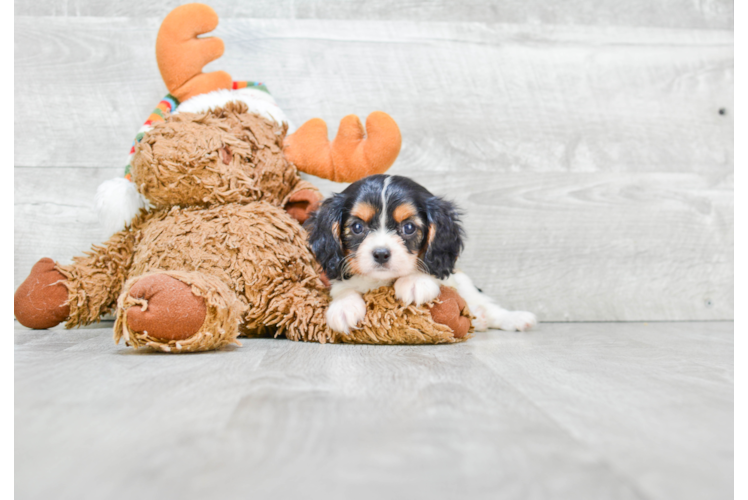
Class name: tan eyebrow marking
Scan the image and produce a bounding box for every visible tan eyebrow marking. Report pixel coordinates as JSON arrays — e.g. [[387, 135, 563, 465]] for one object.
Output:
[[351, 202, 377, 223], [393, 203, 417, 223]]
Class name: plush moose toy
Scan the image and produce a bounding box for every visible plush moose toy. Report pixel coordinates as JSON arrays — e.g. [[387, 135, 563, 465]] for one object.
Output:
[[14, 3, 472, 352]]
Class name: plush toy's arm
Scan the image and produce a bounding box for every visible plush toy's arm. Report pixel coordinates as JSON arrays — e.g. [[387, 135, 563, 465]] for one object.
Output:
[[56, 229, 137, 328], [284, 112, 402, 183]]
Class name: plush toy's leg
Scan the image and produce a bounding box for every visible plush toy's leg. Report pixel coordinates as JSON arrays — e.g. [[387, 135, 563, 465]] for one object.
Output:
[[15, 228, 136, 330], [115, 271, 242, 353], [14, 258, 70, 329], [53, 229, 137, 328]]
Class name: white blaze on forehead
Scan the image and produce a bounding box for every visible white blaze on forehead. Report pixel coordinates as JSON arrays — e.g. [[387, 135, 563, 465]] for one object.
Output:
[[371, 176, 394, 249], [368, 228, 396, 248], [379, 176, 392, 231]]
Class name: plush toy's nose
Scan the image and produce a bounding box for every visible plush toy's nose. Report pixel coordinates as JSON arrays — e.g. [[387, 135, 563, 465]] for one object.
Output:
[[373, 248, 391, 264]]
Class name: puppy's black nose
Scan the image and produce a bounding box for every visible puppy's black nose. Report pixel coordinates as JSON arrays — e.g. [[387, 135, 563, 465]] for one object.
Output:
[[372, 248, 391, 264]]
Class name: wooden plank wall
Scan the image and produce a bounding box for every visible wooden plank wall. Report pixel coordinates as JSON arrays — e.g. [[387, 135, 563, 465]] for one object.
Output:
[[14, 1, 734, 321]]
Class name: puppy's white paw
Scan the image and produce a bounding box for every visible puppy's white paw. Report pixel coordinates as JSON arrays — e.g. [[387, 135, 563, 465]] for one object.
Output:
[[394, 274, 441, 306], [326, 291, 367, 334], [484, 306, 537, 332]]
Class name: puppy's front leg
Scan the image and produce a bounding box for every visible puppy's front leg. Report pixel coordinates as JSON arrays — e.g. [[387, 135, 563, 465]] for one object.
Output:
[[326, 288, 367, 334], [394, 272, 441, 306]]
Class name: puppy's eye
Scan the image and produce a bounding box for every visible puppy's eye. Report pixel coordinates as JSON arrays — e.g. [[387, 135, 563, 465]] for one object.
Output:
[[351, 222, 364, 234], [402, 222, 416, 235]]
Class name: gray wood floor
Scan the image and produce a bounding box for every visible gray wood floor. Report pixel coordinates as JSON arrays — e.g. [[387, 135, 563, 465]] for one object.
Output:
[[14, 320, 733, 500]]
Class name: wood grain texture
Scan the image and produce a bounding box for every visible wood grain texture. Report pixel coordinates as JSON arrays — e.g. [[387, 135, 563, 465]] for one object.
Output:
[[14, 168, 733, 321], [14, 320, 733, 500], [14, 0, 734, 30], [15, 18, 733, 174]]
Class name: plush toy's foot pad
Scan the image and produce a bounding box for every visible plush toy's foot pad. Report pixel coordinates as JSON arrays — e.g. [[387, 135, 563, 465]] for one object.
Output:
[[116, 271, 241, 352], [14, 258, 70, 329], [430, 286, 471, 339], [126, 274, 206, 341]]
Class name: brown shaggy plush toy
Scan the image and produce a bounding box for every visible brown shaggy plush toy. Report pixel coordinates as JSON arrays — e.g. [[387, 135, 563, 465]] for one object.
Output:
[[14, 4, 472, 352]]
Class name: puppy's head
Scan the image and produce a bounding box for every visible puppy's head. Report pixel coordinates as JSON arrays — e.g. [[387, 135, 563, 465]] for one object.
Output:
[[305, 175, 464, 281]]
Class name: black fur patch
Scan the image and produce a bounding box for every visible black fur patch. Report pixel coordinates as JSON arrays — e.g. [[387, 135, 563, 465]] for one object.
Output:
[[422, 196, 464, 279], [304, 193, 348, 280]]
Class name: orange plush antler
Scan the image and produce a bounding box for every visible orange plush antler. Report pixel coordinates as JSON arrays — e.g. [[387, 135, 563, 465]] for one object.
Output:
[[156, 3, 232, 102], [284, 112, 402, 183]]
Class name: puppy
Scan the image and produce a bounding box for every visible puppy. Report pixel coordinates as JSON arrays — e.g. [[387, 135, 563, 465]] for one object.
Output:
[[305, 175, 536, 334]]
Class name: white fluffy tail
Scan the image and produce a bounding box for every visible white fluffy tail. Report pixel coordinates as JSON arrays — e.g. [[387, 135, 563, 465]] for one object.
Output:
[[95, 178, 148, 235]]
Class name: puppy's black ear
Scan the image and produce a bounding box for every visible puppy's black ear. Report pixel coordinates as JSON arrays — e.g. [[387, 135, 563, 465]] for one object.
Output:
[[304, 193, 348, 281], [422, 197, 465, 280]]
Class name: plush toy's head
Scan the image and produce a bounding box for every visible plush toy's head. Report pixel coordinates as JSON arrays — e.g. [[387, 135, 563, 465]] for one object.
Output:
[[131, 101, 295, 209], [95, 3, 402, 234]]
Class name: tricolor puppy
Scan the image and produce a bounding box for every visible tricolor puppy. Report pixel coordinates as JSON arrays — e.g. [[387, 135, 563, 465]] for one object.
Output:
[[305, 175, 537, 334]]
